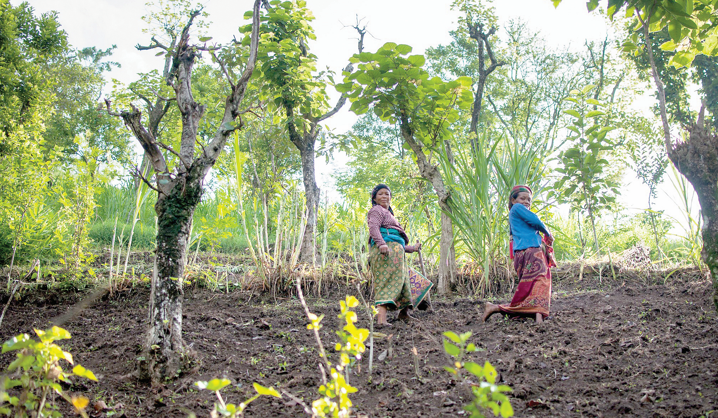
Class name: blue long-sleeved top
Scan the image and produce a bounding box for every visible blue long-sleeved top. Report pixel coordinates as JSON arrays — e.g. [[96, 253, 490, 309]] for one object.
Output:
[[509, 204, 551, 252]]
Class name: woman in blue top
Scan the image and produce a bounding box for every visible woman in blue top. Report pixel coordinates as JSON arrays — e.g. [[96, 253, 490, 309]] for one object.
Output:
[[482, 185, 554, 324]]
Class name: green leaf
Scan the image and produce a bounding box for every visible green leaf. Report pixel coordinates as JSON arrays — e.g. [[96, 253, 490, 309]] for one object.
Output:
[[660, 40, 678, 51], [380, 42, 397, 51], [586, 110, 605, 118], [586, 0, 599, 12], [499, 401, 514, 418], [464, 361, 483, 376], [668, 22, 682, 42], [198, 36, 213, 42], [443, 340, 461, 357], [483, 362, 498, 383], [205, 378, 231, 391], [2, 334, 31, 353], [407, 54, 426, 67], [442, 331, 461, 344], [580, 84, 595, 95], [671, 50, 695, 67], [72, 365, 98, 381], [563, 109, 580, 118], [500, 399, 515, 417], [9, 354, 34, 371], [253, 383, 281, 397], [395, 44, 412, 54]]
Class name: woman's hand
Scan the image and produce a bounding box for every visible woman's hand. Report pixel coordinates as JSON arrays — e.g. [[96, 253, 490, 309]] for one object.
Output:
[[404, 241, 422, 253], [379, 244, 389, 255], [545, 234, 554, 246]]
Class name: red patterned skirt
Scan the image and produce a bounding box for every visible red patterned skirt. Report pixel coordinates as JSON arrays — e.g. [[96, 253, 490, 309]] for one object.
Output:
[[499, 246, 552, 318]]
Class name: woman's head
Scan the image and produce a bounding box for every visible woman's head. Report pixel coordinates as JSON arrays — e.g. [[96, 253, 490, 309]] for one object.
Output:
[[371, 184, 393, 213], [509, 185, 533, 210]]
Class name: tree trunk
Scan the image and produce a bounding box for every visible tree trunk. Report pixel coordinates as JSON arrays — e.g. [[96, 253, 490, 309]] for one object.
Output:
[[438, 200, 456, 293], [668, 124, 718, 311], [399, 116, 455, 294], [636, 10, 718, 311], [298, 141, 320, 264], [139, 175, 203, 382]]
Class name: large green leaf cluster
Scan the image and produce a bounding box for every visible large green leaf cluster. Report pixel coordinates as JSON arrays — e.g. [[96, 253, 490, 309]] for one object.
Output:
[[553, 85, 620, 216], [242, 0, 329, 120], [553, 0, 718, 68], [338, 42, 474, 147], [0, 0, 67, 152]]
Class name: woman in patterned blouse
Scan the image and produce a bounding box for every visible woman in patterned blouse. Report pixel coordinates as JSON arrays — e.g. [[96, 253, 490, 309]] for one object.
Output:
[[367, 184, 421, 327]]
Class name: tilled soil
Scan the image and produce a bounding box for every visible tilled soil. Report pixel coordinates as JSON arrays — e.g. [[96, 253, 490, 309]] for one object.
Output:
[[1, 272, 717, 417]]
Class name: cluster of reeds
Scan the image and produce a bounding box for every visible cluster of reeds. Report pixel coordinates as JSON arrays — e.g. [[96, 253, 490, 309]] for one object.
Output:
[[441, 131, 551, 296]]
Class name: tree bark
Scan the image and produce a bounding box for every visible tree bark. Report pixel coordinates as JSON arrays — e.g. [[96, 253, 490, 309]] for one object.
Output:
[[668, 125, 718, 311], [108, 0, 261, 383], [399, 115, 455, 294], [467, 22, 504, 150], [636, 8, 718, 311], [298, 137, 319, 264], [140, 174, 203, 380]]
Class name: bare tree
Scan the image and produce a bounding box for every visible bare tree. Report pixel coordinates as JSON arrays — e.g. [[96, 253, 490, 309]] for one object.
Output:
[[104, 0, 261, 383]]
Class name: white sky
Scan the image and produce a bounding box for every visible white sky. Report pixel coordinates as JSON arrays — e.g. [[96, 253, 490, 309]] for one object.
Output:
[[22, 0, 700, 238]]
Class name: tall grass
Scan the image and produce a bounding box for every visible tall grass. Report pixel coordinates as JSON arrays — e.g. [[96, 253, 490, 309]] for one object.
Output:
[[441, 131, 552, 296], [665, 162, 703, 269]]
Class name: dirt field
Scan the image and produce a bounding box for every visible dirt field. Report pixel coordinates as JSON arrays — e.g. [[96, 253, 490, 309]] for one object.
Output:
[[1, 268, 717, 417]]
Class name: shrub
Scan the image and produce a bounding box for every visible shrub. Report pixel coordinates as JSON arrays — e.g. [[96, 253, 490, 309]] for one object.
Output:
[[0, 326, 98, 418]]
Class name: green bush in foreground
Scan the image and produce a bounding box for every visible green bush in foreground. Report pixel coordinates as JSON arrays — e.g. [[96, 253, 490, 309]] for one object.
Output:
[[0, 326, 98, 418], [443, 331, 513, 418]]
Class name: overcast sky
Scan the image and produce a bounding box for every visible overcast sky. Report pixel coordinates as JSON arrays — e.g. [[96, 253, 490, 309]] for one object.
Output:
[[20, 0, 700, 236]]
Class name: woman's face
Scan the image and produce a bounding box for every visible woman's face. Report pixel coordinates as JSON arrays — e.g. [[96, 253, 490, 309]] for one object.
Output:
[[375, 188, 391, 209], [512, 191, 532, 209]]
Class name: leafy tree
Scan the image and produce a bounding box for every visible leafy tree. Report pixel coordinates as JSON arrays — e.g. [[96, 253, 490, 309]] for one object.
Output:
[[553, 85, 619, 256], [552, 0, 718, 310], [339, 42, 474, 294], [104, 0, 262, 382], [624, 114, 668, 258], [0, 0, 67, 149], [245, 0, 364, 264]]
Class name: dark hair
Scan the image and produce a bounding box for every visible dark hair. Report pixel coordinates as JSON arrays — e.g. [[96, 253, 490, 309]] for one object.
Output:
[[371, 183, 394, 215], [508, 190, 521, 210]]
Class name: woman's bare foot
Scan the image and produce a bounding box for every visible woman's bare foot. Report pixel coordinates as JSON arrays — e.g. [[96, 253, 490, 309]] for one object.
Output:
[[535, 313, 544, 324], [482, 303, 500, 322], [397, 307, 415, 322]]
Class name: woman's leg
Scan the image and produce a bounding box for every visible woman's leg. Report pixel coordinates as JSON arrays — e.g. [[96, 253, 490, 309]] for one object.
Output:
[[482, 302, 501, 322], [377, 305, 390, 326], [397, 307, 415, 321], [535, 312, 543, 324]]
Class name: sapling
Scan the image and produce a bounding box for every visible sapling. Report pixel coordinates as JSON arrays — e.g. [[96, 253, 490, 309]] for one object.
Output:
[[194, 379, 280, 417], [295, 280, 369, 417], [443, 331, 513, 418], [0, 326, 98, 418]]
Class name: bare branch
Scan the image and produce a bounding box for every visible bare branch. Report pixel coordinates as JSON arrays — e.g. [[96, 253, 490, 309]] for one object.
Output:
[[104, 98, 168, 173], [487, 95, 515, 138], [132, 165, 162, 195], [156, 141, 192, 171], [211, 49, 236, 89], [100, 98, 122, 117], [137, 36, 169, 51]]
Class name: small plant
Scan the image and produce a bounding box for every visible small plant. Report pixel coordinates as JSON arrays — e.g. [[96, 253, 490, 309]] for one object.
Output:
[[0, 326, 98, 418], [443, 331, 513, 418], [194, 378, 280, 417], [296, 285, 369, 418]]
